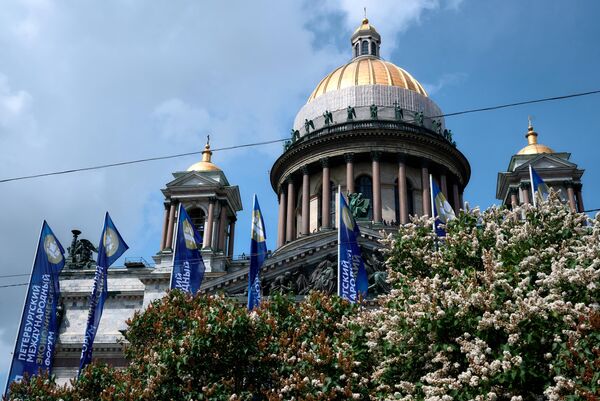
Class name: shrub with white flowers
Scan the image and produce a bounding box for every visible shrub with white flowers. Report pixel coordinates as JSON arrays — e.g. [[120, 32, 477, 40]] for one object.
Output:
[[367, 195, 599, 400]]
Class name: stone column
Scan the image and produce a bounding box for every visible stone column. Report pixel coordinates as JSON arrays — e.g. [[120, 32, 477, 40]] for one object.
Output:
[[521, 183, 530, 205], [510, 188, 519, 209], [421, 166, 431, 216], [397, 156, 408, 224], [218, 202, 228, 250], [321, 158, 331, 229], [203, 198, 215, 248], [301, 166, 310, 236], [277, 189, 286, 248], [165, 201, 177, 249], [345, 153, 355, 193], [160, 204, 169, 250], [575, 184, 584, 212], [372, 151, 382, 223], [227, 220, 236, 257], [566, 183, 577, 212], [453, 183, 460, 212], [286, 179, 296, 242], [440, 174, 448, 198]]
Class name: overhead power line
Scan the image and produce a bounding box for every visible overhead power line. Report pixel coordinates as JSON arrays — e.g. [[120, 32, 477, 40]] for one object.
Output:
[[1, 89, 599, 185]]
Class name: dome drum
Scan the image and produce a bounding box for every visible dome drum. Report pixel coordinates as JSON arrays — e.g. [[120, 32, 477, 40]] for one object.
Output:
[[294, 85, 443, 135]]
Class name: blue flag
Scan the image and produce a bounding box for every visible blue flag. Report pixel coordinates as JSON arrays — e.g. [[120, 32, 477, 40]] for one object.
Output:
[[338, 192, 368, 302], [529, 165, 549, 206], [79, 212, 128, 375], [248, 195, 267, 310], [431, 177, 456, 237], [171, 204, 205, 294], [5, 221, 65, 396]]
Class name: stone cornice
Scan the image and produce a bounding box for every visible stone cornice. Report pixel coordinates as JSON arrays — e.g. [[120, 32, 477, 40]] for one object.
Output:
[[271, 123, 470, 191]]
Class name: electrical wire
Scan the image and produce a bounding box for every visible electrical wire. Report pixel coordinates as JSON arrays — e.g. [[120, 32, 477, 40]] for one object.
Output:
[[0, 89, 599, 184]]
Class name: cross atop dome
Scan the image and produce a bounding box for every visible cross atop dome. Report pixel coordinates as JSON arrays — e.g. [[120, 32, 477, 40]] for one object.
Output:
[[351, 15, 381, 58]]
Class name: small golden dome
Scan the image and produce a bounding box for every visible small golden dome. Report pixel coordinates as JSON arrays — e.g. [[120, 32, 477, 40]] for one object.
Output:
[[187, 140, 222, 172], [353, 17, 380, 37], [517, 122, 554, 155], [307, 57, 427, 102]]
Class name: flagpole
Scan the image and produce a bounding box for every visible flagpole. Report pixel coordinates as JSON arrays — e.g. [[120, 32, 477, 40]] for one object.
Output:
[[529, 164, 537, 208], [337, 186, 341, 297], [169, 203, 182, 290], [429, 175, 436, 232], [4, 222, 44, 395]]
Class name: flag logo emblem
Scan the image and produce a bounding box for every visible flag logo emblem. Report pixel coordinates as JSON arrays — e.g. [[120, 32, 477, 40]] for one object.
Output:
[[44, 234, 63, 264], [342, 206, 354, 231], [183, 220, 198, 250], [251, 210, 265, 242], [434, 194, 456, 223], [103, 227, 119, 257]]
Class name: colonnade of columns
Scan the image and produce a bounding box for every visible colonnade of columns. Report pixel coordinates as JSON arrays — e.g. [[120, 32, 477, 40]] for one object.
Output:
[[510, 181, 584, 213], [276, 152, 463, 248], [159, 198, 237, 257]]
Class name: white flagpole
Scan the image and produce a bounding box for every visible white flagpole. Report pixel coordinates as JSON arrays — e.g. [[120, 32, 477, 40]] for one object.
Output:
[[429, 174, 436, 232], [337, 186, 341, 297], [4, 222, 44, 395], [529, 165, 537, 208], [169, 203, 182, 289]]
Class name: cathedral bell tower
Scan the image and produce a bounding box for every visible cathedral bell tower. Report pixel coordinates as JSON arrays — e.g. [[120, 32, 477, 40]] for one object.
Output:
[[154, 138, 242, 273], [496, 120, 585, 211]]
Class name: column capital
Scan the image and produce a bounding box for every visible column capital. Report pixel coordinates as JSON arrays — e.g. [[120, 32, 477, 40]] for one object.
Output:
[[344, 153, 354, 163], [208, 196, 217, 204], [397, 153, 407, 163], [320, 157, 329, 168], [574, 182, 583, 191], [564, 180, 575, 188], [508, 186, 519, 195], [301, 165, 310, 175], [371, 151, 382, 161], [520, 182, 530, 190]]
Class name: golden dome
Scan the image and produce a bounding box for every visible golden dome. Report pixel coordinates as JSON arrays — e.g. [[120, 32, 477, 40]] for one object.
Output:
[[307, 56, 428, 103], [187, 140, 222, 172], [353, 17, 380, 38], [517, 122, 554, 155]]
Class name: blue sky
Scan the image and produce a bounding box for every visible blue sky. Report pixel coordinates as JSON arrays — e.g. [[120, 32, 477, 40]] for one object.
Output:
[[1, 0, 599, 384]]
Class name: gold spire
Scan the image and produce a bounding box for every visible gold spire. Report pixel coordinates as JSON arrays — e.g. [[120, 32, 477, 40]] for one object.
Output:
[[517, 119, 555, 155], [187, 135, 222, 172]]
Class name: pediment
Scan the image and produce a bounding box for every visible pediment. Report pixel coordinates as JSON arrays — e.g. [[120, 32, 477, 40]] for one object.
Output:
[[512, 153, 576, 172], [166, 171, 221, 188]]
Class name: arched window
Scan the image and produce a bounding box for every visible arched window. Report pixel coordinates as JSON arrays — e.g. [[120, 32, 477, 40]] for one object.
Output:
[[370, 42, 377, 56], [317, 181, 336, 228], [187, 208, 205, 240], [354, 43, 359, 57], [354, 175, 373, 220], [394, 179, 415, 223], [361, 40, 369, 55]]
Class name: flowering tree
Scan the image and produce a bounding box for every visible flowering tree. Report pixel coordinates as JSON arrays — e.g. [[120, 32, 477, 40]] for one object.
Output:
[[7, 292, 371, 400], [368, 197, 600, 400]]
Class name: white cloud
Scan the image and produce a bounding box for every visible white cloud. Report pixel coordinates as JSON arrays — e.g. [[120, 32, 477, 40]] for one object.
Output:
[[327, 0, 464, 56], [154, 98, 210, 144], [423, 72, 468, 95]]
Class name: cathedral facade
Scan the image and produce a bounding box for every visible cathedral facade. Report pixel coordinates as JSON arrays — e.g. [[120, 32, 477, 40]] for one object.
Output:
[[49, 18, 584, 384]]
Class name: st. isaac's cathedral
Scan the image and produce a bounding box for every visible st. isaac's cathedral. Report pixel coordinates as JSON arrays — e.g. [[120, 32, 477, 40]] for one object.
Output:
[[49, 18, 586, 382]]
